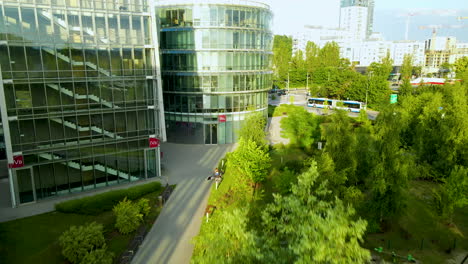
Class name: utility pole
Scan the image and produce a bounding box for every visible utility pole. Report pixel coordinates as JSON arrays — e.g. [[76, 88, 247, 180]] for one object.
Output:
[[306, 72, 309, 90]]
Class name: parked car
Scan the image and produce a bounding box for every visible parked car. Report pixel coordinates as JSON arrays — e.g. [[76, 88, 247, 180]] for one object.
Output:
[[277, 89, 287, 96]]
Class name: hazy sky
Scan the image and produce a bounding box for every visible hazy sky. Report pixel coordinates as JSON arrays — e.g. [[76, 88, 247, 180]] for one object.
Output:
[[266, 0, 468, 41]]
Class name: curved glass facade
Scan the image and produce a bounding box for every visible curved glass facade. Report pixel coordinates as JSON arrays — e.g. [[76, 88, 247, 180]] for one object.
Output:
[[0, 0, 164, 205], [157, 1, 273, 144]]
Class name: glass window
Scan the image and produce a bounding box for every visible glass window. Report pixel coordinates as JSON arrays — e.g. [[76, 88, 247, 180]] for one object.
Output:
[[233, 9, 239, 27], [21, 8, 38, 41]]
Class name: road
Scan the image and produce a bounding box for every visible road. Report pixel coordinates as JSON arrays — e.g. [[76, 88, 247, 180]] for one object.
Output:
[[269, 89, 379, 120]]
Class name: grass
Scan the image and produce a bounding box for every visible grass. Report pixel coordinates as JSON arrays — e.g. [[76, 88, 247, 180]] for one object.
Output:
[[0, 188, 165, 264], [364, 180, 468, 263]]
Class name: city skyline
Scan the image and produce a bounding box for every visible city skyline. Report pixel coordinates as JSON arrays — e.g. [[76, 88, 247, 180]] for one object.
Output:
[[268, 0, 468, 42]]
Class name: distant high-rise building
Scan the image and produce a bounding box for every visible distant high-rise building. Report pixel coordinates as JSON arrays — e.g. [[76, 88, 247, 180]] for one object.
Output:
[[340, 0, 374, 39]]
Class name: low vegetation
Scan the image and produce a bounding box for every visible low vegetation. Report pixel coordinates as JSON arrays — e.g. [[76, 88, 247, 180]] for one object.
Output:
[[55, 181, 161, 215], [0, 182, 166, 264]]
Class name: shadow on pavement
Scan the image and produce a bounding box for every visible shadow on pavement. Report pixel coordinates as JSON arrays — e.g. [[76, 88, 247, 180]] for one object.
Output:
[[132, 143, 235, 264]]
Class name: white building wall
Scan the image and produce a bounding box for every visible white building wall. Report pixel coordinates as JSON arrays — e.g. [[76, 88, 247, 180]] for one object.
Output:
[[390, 41, 425, 66], [339, 6, 368, 41], [449, 42, 468, 64]]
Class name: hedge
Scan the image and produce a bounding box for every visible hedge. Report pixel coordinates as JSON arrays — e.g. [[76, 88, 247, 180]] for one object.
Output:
[[55, 182, 162, 215]]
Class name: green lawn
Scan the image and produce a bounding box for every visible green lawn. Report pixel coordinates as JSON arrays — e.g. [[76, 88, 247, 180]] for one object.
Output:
[[364, 180, 468, 263], [0, 190, 164, 264]]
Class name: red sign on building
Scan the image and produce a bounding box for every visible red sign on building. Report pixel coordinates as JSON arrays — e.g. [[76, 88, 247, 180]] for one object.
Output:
[[8, 155, 24, 168], [149, 138, 160, 148], [218, 115, 226, 123]]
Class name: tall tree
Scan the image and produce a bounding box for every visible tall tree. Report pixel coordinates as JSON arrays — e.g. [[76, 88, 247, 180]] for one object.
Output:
[[400, 54, 413, 80], [367, 105, 409, 223], [192, 208, 262, 264], [273, 35, 293, 87], [433, 166, 468, 224], [261, 162, 371, 263], [239, 112, 267, 148], [453, 56, 468, 78], [228, 138, 271, 188], [289, 50, 307, 87], [318, 42, 341, 68], [305, 41, 320, 74], [367, 52, 393, 107], [321, 110, 358, 184]]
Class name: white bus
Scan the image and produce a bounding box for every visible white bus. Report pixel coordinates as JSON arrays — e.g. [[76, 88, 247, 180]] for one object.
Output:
[[307, 98, 334, 109], [308, 98, 364, 113]]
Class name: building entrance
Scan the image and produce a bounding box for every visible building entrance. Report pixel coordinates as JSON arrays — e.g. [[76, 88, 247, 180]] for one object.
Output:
[[204, 124, 218, 144], [16, 167, 36, 204]]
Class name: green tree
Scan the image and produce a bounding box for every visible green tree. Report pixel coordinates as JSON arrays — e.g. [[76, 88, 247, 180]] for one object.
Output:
[[367, 52, 393, 107], [433, 166, 468, 223], [228, 138, 271, 187], [80, 248, 114, 264], [238, 112, 267, 147], [261, 162, 371, 263], [113, 197, 143, 234], [273, 35, 293, 87], [192, 208, 262, 264], [453, 56, 468, 78], [367, 105, 409, 223], [318, 42, 341, 68], [290, 50, 307, 87], [321, 110, 357, 184], [412, 66, 422, 78], [305, 41, 320, 74], [59, 222, 106, 264], [399, 78, 413, 97], [400, 54, 413, 80], [280, 105, 320, 150]]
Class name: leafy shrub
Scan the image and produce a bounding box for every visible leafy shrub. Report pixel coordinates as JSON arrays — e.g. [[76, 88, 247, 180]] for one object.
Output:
[[272, 167, 297, 195], [56, 182, 161, 215], [80, 248, 114, 264], [113, 197, 143, 234], [137, 198, 151, 217], [59, 222, 105, 264]]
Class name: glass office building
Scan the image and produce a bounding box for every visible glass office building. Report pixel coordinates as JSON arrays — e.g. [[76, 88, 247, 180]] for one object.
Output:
[[0, 0, 165, 206], [157, 0, 273, 144]]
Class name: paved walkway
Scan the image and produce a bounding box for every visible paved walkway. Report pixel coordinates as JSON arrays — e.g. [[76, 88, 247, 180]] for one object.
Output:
[[267, 116, 290, 145], [132, 143, 235, 264]]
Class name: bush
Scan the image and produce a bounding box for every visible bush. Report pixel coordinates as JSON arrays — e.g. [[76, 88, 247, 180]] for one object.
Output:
[[137, 198, 151, 217], [80, 248, 114, 264], [272, 167, 297, 195], [59, 222, 105, 264], [56, 182, 161, 215], [113, 197, 143, 234]]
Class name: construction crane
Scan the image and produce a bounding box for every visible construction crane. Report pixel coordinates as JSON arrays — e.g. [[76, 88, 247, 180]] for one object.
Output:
[[419, 24, 468, 35]]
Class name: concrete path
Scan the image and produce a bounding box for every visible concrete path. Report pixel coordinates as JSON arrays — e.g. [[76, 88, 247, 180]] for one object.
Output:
[[267, 116, 290, 145], [132, 143, 235, 264]]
